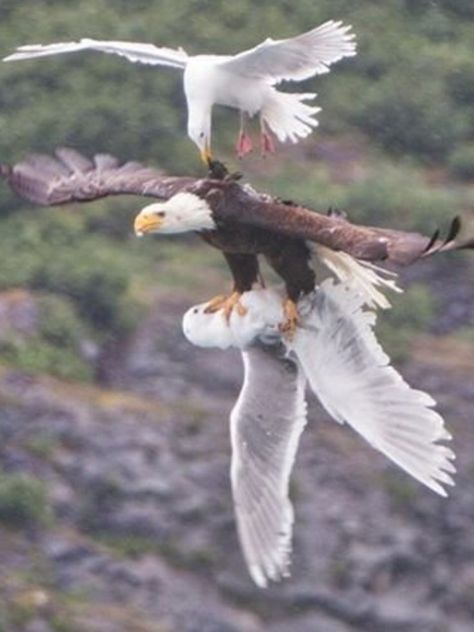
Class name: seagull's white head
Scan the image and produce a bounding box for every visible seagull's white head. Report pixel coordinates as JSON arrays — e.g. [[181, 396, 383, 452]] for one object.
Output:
[[134, 192, 216, 236]]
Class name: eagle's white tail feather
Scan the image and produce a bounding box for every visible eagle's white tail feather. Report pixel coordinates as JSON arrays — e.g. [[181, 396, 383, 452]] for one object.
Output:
[[262, 91, 320, 143], [314, 243, 402, 309]]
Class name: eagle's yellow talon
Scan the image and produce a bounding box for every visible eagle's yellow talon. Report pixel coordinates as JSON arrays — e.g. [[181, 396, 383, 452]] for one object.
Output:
[[204, 291, 248, 322], [279, 298, 299, 340], [204, 294, 227, 313]]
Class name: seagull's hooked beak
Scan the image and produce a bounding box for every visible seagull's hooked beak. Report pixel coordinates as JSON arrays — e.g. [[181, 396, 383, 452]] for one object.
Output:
[[200, 142, 213, 165], [134, 207, 164, 237]]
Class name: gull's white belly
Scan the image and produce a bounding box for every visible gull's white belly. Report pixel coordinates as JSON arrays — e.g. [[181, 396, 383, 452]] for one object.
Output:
[[184, 56, 269, 115]]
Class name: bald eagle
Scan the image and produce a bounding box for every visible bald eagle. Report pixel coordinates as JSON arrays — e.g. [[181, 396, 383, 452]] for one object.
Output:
[[1, 148, 473, 336], [3, 20, 356, 163]]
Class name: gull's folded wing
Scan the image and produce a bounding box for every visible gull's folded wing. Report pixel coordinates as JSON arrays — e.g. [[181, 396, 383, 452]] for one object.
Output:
[[291, 280, 456, 496], [230, 342, 307, 587], [219, 20, 356, 83], [3, 38, 188, 68]]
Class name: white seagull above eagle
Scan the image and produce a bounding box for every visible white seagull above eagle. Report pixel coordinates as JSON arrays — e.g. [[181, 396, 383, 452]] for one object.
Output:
[[3, 20, 356, 163], [1, 148, 473, 587]]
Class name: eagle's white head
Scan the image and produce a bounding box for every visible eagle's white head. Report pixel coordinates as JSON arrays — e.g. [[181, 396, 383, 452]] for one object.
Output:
[[134, 192, 216, 236]]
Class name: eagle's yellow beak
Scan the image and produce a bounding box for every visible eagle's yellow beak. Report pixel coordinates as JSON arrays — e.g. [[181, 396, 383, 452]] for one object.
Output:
[[200, 143, 213, 165], [134, 212, 163, 237]]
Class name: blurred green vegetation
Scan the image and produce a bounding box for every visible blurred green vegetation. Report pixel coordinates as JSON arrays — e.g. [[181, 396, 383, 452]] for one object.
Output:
[[448, 144, 474, 180], [0, 0, 472, 376], [376, 284, 435, 362], [0, 473, 51, 529]]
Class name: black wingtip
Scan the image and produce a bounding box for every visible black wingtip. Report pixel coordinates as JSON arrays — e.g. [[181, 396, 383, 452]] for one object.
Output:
[[443, 215, 461, 246], [422, 216, 474, 258], [423, 228, 440, 254]]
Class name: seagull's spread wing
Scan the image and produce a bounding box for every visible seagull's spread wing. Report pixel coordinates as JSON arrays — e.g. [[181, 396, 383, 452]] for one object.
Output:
[[219, 20, 356, 83], [230, 342, 307, 587], [0, 148, 195, 206], [4, 38, 188, 68], [291, 281, 455, 496]]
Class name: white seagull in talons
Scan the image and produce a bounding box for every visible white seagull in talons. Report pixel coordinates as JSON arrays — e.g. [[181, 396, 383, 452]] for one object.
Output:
[[3, 20, 356, 164], [183, 281, 455, 588]]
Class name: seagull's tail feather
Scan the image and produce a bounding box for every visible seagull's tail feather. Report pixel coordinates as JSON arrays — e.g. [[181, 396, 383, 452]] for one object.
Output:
[[261, 91, 320, 143]]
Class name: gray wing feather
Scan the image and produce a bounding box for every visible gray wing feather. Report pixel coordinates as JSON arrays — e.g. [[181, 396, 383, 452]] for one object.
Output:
[[220, 20, 356, 83], [291, 281, 455, 496], [230, 342, 307, 587], [4, 38, 188, 68]]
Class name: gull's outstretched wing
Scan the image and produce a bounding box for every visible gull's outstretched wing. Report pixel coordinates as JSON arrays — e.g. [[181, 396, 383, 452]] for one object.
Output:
[[219, 20, 356, 83], [291, 280, 456, 496], [230, 342, 307, 587], [0, 148, 195, 206], [3, 38, 188, 68]]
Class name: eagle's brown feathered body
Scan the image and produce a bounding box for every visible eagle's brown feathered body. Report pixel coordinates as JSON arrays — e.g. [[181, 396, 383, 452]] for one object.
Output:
[[1, 148, 473, 303]]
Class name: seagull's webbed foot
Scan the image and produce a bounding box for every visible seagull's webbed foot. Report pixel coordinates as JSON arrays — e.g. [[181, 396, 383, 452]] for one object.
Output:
[[236, 131, 253, 159], [279, 298, 300, 340], [261, 131, 276, 157], [259, 118, 276, 157], [204, 291, 248, 322]]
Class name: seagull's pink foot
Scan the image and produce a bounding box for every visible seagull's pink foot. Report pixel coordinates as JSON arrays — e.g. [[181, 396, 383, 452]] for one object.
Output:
[[261, 131, 276, 157], [236, 131, 253, 158]]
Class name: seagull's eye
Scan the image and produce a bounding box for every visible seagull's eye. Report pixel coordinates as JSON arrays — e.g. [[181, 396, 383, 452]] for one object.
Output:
[[156, 211, 165, 218], [199, 132, 205, 139]]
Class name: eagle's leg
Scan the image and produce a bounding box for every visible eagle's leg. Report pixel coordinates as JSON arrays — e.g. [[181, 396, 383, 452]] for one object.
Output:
[[260, 118, 276, 157], [204, 253, 260, 322], [265, 242, 315, 339], [236, 112, 253, 159], [279, 299, 300, 338]]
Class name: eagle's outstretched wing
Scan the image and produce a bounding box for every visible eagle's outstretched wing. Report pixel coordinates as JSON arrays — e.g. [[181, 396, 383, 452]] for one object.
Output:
[[0, 148, 194, 206], [3, 39, 188, 68], [291, 281, 456, 496], [222, 192, 474, 265], [230, 342, 307, 588], [219, 20, 356, 83], [2, 149, 473, 265]]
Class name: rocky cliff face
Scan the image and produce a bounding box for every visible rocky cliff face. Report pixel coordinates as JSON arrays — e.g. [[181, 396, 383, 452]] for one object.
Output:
[[0, 283, 473, 632]]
